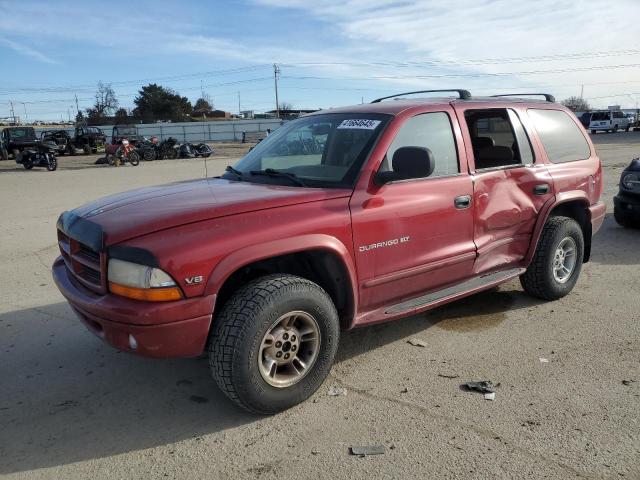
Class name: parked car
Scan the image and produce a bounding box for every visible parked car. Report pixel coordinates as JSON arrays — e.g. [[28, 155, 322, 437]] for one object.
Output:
[[40, 130, 71, 155], [1, 126, 39, 158], [589, 110, 631, 133], [72, 126, 106, 154], [52, 90, 605, 414], [614, 158, 640, 228], [112, 124, 143, 146], [577, 112, 592, 129]]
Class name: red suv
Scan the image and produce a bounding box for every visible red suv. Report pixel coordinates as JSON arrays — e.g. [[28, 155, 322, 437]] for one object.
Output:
[[53, 90, 605, 413]]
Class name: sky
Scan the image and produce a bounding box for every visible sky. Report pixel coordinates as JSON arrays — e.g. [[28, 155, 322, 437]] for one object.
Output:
[[1, 0, 640, 121]]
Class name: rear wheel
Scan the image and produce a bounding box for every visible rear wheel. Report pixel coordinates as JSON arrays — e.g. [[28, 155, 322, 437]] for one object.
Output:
[[22, 156, 33, 170], [591, 129, 596, 134], [83, 144, 91, 155], [0, 147, 7, 160], [209, 274, 339, 414], [613, 125, 619, 133], [520, 216, 584, 300]]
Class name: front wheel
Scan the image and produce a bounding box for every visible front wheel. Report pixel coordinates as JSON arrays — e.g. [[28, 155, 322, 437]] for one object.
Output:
[[46, 155, 57, 171], [591, 129, 596, 134], [209, 274, 340, 414], [127, 151, 140, 166], [520, 216, 584, 300], [83, 144, 91, 155], [614, 205, 639, 228]]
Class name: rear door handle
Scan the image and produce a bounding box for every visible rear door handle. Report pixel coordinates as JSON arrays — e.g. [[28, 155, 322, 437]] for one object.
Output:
[[533, 184, 550, 195], [454, 195, 472, 209]]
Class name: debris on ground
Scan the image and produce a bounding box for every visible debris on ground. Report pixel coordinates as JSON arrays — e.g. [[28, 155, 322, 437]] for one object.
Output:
[[407, 338, 428, 347], [400, 387, 409, 393], [438, 373, 459, 379], [327, 386, 347, 396], [622, 380, 635, 386], [484, 392, 496, 401], [539, 358, 550, 363], [462, 381, 496, 394], [350, 445, 385, 457]]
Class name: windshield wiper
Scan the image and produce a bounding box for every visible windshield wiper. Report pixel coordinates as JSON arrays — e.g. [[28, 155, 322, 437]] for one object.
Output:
[[225, 165, 244, 178], [249, 168, 307, 187]]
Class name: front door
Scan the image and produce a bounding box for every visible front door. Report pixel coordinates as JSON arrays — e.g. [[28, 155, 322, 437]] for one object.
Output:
[[350, 109, 476, 312], [455, 106, 553, 274]]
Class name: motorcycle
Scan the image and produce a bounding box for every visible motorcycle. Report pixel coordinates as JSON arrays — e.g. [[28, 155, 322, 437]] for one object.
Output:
[[179, 142, 214, 158], [107, 139, 139, 167], [156, 137, 178, 159], [15, 141, 57, 171], [137, 136, 158, 161]]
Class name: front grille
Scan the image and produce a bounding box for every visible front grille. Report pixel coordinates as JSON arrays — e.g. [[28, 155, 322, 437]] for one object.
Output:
[[58, 229, 105, 293]]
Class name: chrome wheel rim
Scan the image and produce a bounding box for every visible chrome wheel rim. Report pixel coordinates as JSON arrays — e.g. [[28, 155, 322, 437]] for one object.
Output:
[[258, 311, 321, 388], [553, 236, 577, 284]]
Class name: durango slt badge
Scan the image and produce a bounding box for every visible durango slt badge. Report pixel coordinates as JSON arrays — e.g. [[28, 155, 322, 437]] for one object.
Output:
[[359, 236, 410, 252]]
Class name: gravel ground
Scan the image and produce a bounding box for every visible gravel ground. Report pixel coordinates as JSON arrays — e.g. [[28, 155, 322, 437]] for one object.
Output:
[[0, 134, 639, 479]]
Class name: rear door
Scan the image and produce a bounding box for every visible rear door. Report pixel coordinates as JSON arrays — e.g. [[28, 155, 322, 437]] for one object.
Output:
[[350, 107, 476, 311], [455, 106, 554, 274]]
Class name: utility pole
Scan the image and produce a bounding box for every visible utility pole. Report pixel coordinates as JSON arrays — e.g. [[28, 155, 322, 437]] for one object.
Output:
[[201, 80, 205, 99], [21, 102, 27, 124], [75, 94, 79, 114], [274, 64, 280, 119], [9, 100, 15, 124], [238, 91, 241, 116], [67, 109, 71, 123], [580, 84, 584, 99]]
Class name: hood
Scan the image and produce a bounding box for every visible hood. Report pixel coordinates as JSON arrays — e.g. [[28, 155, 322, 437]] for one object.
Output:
[[72, 178, 350, 245]]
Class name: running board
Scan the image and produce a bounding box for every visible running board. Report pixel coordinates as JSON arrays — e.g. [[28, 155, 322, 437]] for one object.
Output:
[[385, 268, 524, 315]]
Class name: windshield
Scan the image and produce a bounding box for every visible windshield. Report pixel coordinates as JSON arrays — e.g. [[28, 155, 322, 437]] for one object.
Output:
[[8, 128, 35, 139], [226, 113, 390, 188], [115, 127, 137, 136]]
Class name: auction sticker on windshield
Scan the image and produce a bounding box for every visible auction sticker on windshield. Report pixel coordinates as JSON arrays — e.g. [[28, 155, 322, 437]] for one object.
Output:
[[337, 119, 381, 129]]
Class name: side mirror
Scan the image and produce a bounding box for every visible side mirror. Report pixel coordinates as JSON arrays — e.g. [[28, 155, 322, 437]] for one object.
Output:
[[374, 146, 435, 185]]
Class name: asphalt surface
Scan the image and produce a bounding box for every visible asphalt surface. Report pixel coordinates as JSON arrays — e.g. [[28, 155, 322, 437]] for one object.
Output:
[[0, 134, 639, 479]]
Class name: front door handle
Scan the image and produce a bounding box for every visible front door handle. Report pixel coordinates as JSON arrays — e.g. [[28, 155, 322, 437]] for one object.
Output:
[[533, 184, 550, 195], [454, 195, 472, 209]]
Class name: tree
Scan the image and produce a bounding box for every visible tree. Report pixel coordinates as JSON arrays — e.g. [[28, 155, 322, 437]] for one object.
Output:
[[194, 97, 213, 113], [114, 108, 129, 124], [133, 84, 193, 122], [75, 110, 85, 125], [562, 96, 590, 112], [279, 102, 293, 111]]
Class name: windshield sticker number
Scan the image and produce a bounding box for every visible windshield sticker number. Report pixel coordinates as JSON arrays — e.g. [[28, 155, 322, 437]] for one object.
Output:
[[337, 119, 381, 130]]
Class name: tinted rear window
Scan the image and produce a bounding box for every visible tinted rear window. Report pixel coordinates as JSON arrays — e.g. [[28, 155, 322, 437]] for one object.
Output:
[[590, 112, 610, 121], [528, 109, 591, 163]]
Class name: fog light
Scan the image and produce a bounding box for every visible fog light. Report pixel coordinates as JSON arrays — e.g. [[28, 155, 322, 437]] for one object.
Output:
[[128, 334, 138, 350]]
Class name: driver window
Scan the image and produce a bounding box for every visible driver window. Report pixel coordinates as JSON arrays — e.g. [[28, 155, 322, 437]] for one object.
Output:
[[381, 112, 459, 178]]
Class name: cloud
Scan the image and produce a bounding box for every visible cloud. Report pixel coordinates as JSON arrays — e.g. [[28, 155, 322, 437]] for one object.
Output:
[[0, 36, 59, 64]]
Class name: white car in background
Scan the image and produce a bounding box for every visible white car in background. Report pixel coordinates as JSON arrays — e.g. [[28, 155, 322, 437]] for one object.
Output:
[[589, 110, 631, 133]]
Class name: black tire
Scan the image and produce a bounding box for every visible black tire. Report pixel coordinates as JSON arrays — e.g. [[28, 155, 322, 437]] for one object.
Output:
[[0, 147, 7, 160], [83, 144, 91, 155], [142, 148, 155, 161], [591, 129, 596, 134], [67, 144, 76, 155], [128, 151, 140, 166], [613, 125, 619, 133], [46, 155, 57, 171], [625, 126, 630, 132], [12, 149, 20, 159], [22, 157, 33, 170], [209, 274, 340, 414], [520, 216, 584, 300], [167, 147, 178, 159], [614, 205, 639, 228]]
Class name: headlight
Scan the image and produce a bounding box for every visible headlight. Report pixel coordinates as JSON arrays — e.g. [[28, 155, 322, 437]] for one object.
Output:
[[108, 258, 182, 301], [622, 172, 640, 191]]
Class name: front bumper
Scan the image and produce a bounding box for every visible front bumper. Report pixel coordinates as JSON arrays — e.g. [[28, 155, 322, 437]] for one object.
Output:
[[52, 256, 216, 358], [614, 191, 640, 219], [589, 201, 607, 235]]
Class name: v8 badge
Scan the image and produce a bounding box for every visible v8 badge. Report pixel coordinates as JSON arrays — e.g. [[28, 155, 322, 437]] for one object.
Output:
[[184, 275, 204, 285]]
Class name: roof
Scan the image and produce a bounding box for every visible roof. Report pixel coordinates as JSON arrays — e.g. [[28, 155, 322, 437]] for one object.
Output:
[[308, 95, 560, 117]]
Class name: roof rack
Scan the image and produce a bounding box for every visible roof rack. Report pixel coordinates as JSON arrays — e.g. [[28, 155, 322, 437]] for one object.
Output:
[[490, 93, 555, 103], [371, 89, 472, 103]]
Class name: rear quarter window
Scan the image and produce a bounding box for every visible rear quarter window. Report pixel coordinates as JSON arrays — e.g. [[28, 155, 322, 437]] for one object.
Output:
[[528, 109, 591, 163]]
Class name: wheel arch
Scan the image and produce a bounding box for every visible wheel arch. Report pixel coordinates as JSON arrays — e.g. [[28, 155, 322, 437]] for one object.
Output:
[[205, 234, 358, 328], [525, 192, 593, 265]]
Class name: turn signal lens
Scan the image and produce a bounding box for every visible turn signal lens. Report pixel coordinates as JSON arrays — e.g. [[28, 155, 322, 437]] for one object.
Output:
[[109, 282, 183, 302]]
